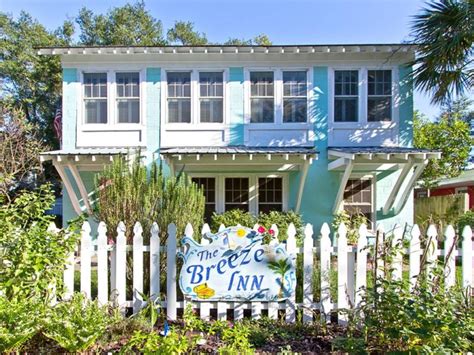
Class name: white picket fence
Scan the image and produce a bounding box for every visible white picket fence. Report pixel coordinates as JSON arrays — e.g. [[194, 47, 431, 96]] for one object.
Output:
[[59, 221, 473, 324]]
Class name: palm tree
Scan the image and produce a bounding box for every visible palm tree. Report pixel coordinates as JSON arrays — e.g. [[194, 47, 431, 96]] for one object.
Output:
[[411, 0, 473, 104], [268, 258, 291, 298]]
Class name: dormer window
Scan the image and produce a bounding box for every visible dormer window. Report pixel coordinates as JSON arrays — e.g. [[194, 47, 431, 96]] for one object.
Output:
[[84, 73, 107, 124], [116, 72, 140, 123], [283, 71, 307, 123], [368, 70, 392, 122], [199, 72, 224, 123], [334, 70, 359, 122], [167, 72, 191, 123]]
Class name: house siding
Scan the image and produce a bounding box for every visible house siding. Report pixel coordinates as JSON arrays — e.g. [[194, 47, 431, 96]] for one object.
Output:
[[146, 67, 161, 160], [229, 67, 245, 145], [398, 64, 414, 148], [62, 68, 78, 150]]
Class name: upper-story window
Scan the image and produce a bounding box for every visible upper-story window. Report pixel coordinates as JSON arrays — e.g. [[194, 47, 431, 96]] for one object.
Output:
[[368, 70, 392, 122], [283, 71, 307, 123], [199, 72, 223, 123], [116, 72, 140, 123], [84, 73, 107, 124], [250, 71, 274, 123], [167, 72, 191, 123], [334, 70, 358, 122]]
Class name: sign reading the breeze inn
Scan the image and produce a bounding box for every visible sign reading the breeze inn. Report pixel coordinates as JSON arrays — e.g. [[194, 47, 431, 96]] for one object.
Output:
[[178, 226, 296, 301]]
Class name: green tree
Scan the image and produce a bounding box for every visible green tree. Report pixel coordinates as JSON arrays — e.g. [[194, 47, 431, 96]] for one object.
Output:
[[414, 109, 473, 187], [167, 21, 208, 45], [224, 34, 272, 46], [75, 1, 166, 45], [0, 11, 70, 147], [411, 0, 474, 104]]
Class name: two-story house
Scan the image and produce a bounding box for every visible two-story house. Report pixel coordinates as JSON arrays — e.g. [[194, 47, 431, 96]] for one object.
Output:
[[38, 44, 440, 232]]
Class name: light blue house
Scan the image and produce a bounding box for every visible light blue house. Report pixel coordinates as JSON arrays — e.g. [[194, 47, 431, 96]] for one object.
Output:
[[39, 44, 440, 232]]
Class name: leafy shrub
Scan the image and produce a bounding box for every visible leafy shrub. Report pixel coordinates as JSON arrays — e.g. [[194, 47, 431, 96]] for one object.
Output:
[[332, 209, 368, 245], [95, 153, 205, 242], [0, 185, 80, 299], [220, 321, 253, 353], [457, 209, 474, 234], [0, 296, 44, 352], [43, 293, 113, 352], [211, 210, 304, 243]]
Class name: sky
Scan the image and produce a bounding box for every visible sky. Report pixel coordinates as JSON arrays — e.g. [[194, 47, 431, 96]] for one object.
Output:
[[1, 0, 447, 117]]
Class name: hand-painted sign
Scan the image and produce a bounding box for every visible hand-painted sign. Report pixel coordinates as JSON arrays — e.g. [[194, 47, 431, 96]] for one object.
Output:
[[178, 226, 296, 302]]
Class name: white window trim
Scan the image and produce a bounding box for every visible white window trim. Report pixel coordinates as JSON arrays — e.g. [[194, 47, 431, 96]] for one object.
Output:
[[455, 187, 468, 194], [188, 173, 289, 215], [243, 67, 313, 128], [328, 66, 398, 129], [342, 173, 377, 230], [161, 68, 230, 128], [78, 68, 146, 131]]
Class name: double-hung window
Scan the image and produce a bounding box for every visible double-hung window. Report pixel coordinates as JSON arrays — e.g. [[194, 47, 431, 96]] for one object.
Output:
[[191, 177, 216, 222], [334, 70, 358, 122], [167, 72, 191, 123], [250, 72, 274, 123], [283, 71, 307, 123], [116, 72, 140, 123], [368, 70, 392, 122], [199, 72, 223, 123], [343, 178, 373, 227], [84, 73, 107, 124], [258, 177, 283, 213], [225, 178, 249, 212]]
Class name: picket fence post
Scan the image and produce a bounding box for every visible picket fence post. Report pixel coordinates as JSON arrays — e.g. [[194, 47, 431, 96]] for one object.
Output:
[[426, 224, 438, 278], [133, 222, 144, 314], [166, 223, 178, 321], [444, 225, 456, 289], [201, 223, 211, 246], [285, 224, 297, 323], [63, 226, 75, 300], [150, 222, 160, 303], [462, 225, 473, 289], [355, 224, 367, 308], [115, 222, 127, 313], [320, 223, 332, 322], [302, 223, 314, 323], [80, 221, 92, 299], [267, 224, 279, 320], [97, 222, 108, 305], [409, 224, 421, 290], [337, 223, 348, 325]]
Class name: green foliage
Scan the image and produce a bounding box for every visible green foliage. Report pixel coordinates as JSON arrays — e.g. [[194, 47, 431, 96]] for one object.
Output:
[[414, 112, 473, 187], [183, 304, 205, 332], [167, 21, 208, 45], [457, 210, 474, 234], [94, 153, 205, 241], [0, 11, 68, 148], [43, 293, 113, 352], [211, 210, 304, 242], [332, 210, 368, 244], [411, 0, 474, 104], [0, 185, 80, 299], [220, 321, 254, 354], [0, 297, 44, 352], [224, 34, 272, 46], [76, 1, 166, 45], [211, 209, 257, 231]]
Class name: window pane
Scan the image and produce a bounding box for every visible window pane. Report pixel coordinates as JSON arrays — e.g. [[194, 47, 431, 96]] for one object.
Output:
[[368, 97, 391, 122], [225, 178, 249, 212], [343, 178, 373, 226], [191, 177, 216, 222], [199, 72, 223, 97], [117, 99, 140, 123], [85, 100, 107, 124], [250, 72, 274, 97], [283, 98, 307, 123], [84, 73, 107, 98], [200, 99, 223, 123], [168, 99, 191, 123], [335, 97, 358, 122], [167, 72, 191, 98], [258, 178, 283, 213], [335, 70, 358, 96], [368, 70, 391, 95], [116, 72, 139, 98], [283, 71, 307, 96], [251, 99, 274, 123]]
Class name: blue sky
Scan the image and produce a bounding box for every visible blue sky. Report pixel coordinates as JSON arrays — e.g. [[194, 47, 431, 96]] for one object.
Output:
[[2, 0, 444, 117]]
